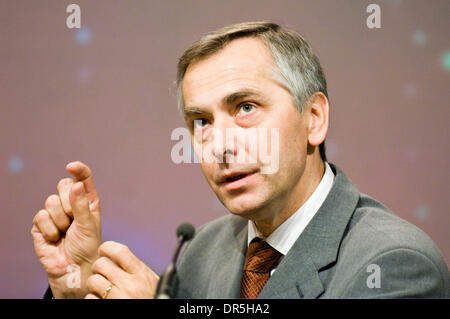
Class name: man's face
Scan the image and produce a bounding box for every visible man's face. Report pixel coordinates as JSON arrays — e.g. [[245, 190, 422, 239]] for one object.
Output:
[[182, 38, 310, 221]]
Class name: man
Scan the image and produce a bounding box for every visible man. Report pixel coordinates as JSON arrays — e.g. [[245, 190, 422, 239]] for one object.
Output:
[[32, 21, 449, 299]]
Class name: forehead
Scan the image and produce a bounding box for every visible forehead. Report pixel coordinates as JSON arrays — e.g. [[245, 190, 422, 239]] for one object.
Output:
[[182, 38, 276, 108]]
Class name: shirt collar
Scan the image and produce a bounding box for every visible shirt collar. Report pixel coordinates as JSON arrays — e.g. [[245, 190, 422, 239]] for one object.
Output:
[[248, 162, 335, 255]]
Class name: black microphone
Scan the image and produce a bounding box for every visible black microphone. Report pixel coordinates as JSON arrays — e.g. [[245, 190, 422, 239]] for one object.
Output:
[[155, 222, 195, 299]]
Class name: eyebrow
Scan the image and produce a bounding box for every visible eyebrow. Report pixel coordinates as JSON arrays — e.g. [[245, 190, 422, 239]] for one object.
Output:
[[183, 89, 264, 118], [183, 107, 205, 118], [223, 90, 262, 105]]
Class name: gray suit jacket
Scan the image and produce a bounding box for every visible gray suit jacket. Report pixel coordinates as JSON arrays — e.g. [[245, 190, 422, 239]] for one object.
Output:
[[175, 163, 449, 298]]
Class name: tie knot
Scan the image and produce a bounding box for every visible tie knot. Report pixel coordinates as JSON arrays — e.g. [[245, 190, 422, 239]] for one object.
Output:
[[244, 240, 282, 273]]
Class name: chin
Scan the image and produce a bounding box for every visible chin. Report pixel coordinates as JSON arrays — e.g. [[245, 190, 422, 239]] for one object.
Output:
[[221, 193, 266, 218]]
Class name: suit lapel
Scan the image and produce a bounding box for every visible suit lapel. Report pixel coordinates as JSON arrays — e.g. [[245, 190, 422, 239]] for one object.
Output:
[[206, 216, 248, 298], [258, 164, 360, 299]]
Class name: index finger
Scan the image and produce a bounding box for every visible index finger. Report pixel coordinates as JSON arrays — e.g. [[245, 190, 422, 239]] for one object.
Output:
[[98, 241, 142, 274], [66, 161, 99, 209]]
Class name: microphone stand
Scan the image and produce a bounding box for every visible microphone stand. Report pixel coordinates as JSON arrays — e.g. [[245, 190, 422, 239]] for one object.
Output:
[[155, 235, 188, 299]]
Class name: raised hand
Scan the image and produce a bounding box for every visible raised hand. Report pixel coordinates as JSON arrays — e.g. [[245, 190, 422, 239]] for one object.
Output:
[[31, 161, 102, 298]]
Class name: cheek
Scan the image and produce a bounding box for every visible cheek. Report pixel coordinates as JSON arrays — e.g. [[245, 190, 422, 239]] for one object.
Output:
[[278, 118, 308, 170], [199, 162, 215, 183]]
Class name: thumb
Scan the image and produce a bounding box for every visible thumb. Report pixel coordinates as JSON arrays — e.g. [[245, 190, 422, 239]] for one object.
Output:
[[69, 182, 92, 225]]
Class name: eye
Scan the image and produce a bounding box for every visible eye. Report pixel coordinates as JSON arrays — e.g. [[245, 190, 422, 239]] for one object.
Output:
[[237, 103, 255, 116], [193, 118, 209, 129]]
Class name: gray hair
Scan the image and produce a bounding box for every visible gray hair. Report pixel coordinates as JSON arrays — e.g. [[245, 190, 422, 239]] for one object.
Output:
[[176, 21, 328, 160]]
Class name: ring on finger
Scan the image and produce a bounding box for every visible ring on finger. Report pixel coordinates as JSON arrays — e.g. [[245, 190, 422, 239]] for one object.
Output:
[[102, 285, 113, 299]]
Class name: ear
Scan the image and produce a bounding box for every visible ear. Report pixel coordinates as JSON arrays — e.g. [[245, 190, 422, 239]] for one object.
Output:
[[306, 92, 329, 147]]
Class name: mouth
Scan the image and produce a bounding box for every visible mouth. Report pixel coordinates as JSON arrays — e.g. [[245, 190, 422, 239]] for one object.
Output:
[[225, 174, 248, 183], [220, 171, 258, 190]]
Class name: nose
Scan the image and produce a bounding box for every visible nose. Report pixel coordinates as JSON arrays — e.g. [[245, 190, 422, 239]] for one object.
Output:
[[214, 148, 235, 164], [211, 119, 237, 164]]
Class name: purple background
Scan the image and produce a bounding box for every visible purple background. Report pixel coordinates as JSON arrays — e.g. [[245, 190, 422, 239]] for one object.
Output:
[[0, 0, 449, 298]]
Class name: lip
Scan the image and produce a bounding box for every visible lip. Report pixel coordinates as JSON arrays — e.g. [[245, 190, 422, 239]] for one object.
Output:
[[220, 171, 258, 191]]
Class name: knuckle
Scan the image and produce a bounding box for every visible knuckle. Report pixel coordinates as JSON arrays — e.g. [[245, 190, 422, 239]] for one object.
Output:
[[92, 257, 106, 272], [57, 178, 74, 190], [48, 228, 60, 241], [44, 230, 59, 242], [99, 241, 112, 252], [45, 194, 60, 209], [35, 210, 49, 224], [99, 256, 110, 265], [58, 216, 71, 230], [100, 241, 130, 259], [101, 241, 120, 253], [116, 244, 130, 256]]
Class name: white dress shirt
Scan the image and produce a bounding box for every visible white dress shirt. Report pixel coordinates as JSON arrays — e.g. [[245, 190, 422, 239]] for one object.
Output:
[[247, 162, 335, 275]]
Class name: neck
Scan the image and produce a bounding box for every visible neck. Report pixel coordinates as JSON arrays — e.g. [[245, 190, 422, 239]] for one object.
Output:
[[254, 155, 325, 237]]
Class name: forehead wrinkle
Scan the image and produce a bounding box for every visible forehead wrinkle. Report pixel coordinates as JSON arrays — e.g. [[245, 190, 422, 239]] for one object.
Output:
[[184, 68, 270, 111]]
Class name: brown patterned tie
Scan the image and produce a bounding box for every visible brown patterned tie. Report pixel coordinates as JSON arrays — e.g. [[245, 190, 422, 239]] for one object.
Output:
[[240, 239, 282, 299]]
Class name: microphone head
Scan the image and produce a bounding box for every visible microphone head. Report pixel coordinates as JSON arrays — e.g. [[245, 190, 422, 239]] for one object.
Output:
[[176, 222, 195, 241]]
